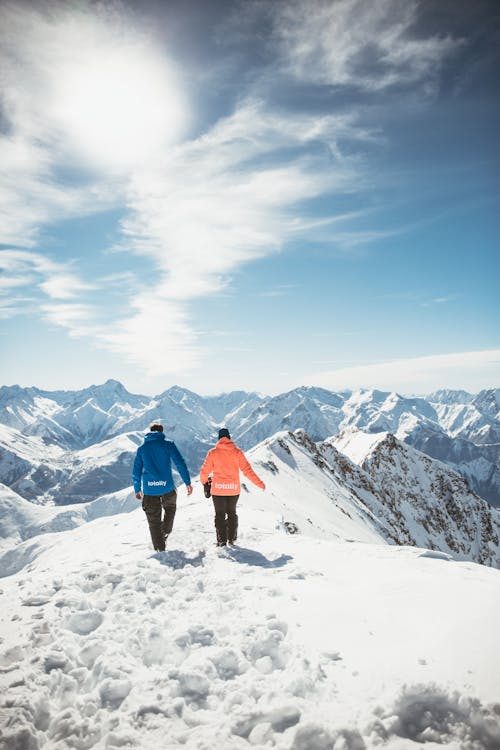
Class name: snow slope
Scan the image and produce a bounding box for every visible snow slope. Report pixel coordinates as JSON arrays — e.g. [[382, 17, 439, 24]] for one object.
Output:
[[1, 480, 500, 750], [243, 429, 500, 568], [0, 484, 138, 556]]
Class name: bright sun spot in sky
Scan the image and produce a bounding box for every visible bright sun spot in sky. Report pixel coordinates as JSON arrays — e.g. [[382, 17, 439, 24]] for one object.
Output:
[[53, 48, 186, 171]]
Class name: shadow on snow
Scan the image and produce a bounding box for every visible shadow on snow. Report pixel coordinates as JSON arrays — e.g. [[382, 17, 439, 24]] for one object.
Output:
[[150, 549, 206, 569], [223, 546, 293, 568]]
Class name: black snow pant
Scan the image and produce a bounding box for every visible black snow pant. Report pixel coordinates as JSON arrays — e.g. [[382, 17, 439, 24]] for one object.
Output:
[[142, 491, 177, 551], [212, 495, 239, 545]]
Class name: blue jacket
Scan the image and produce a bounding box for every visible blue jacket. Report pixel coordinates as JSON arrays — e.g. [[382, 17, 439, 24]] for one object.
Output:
[[132, 432, 191, 495]]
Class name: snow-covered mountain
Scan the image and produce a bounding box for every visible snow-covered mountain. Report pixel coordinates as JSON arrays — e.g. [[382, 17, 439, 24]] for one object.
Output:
[[1, 437, 499, 750], [0, 380, 150, 448], [0, 424, 143, 505], [328, 430, 500, 567], [250, 428, 500, 568], [0, 381, 499, 506]]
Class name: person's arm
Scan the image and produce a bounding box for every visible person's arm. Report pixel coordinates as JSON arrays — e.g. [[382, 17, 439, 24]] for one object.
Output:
[[170, 442, 193, 494], [238, 450, 265, 490], [132, 450, 143, 499], [199, 451, 214, 485]]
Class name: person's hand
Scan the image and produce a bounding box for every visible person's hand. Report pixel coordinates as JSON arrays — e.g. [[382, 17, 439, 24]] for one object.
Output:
[[135, 492, 143, 500], [186, 484, 193, 496]]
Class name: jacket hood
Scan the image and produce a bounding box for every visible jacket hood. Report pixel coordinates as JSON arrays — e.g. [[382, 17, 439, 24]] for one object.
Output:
[[217, 437, 235, 448], [145, 431, 165, 443]]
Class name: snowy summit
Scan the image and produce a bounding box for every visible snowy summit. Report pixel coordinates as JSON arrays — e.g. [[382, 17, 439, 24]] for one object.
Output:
[[1, 425, 500, 749]]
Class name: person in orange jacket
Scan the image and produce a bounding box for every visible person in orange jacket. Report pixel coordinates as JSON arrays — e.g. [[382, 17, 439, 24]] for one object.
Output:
[[199, 428, 265, 546]]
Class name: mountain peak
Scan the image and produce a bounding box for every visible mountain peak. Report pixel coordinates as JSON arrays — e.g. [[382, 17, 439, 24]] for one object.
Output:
[[428, 389, 474, 405], [91, 379, 128, 394]]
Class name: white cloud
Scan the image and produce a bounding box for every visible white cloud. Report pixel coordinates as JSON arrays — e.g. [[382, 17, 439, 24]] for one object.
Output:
[[39, 274, 95, 300], [102, 294, 199, 376], [0, 249, 93, 313], [40, 303, 96, 335], [0, 297, 32, 319], [273, 0, 462, 92], [0, 274, 36, 292], [304, 349, 500, 393], [101, 99, 369, 373], [0, 1, 166, 245], [0, 135, 106, 247]]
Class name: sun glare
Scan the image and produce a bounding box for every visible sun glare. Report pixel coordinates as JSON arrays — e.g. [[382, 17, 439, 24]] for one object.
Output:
[[53, 48, 186, 171]]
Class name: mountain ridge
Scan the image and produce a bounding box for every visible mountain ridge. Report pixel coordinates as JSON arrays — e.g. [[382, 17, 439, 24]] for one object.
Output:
[[2, 426, 499, 570], [0, 380, 499, 507]]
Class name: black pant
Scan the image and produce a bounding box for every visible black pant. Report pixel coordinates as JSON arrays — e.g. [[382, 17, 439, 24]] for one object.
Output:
[[142, 491, 177, 551], [212, 495, 239, 544]]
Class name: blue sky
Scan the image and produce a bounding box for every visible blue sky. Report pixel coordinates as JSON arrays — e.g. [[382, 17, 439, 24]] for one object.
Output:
[[0, 0, 499, 396]]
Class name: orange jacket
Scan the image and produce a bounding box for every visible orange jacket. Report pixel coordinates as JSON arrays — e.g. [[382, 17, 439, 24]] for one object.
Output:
[[199, 438, 265, 496]]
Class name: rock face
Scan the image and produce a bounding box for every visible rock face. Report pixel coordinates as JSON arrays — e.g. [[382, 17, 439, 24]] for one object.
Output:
[[0, 381, 499, 507], [329, 430, 500, 568], [243, 427, 500, 567]]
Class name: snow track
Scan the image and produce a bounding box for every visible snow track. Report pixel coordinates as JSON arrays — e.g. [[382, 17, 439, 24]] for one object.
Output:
[[1, 504, 500, 749], [1, 541, 329, 748]]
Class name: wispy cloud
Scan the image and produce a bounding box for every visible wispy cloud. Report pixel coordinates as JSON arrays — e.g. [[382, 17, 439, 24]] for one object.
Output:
[[102, 99, 370, 372], [0, 135, 110, 247], [304, 349, 500, 393], [39, 274, 95, 300], [40, 302, 96, 335], [272, 0, 462, 93], [420, 295, 460, 307], [372, 290, 461, 307], [259, 284, 299, 298], [0, 249, 93, 314], [0, 295, 35, 320]]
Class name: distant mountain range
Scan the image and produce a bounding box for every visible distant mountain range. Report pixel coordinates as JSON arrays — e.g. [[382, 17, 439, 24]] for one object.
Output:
[[0, 380, 498, 507]]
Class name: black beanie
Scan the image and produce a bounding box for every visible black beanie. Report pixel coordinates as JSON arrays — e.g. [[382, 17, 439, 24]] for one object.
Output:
[[218, 428, 231, 440]]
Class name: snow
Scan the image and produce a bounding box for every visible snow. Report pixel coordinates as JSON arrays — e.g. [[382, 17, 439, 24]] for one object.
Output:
[[1, 490, 500, 750], [330, 430, 388, 465], [0, 484, 138, 555]]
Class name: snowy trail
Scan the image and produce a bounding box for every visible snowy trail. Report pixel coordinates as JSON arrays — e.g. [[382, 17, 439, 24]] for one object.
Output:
[[1, 502, 500, 749]]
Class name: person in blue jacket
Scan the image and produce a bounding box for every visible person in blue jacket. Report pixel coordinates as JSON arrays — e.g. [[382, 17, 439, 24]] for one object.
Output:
[[133, 423, 192, 551]]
